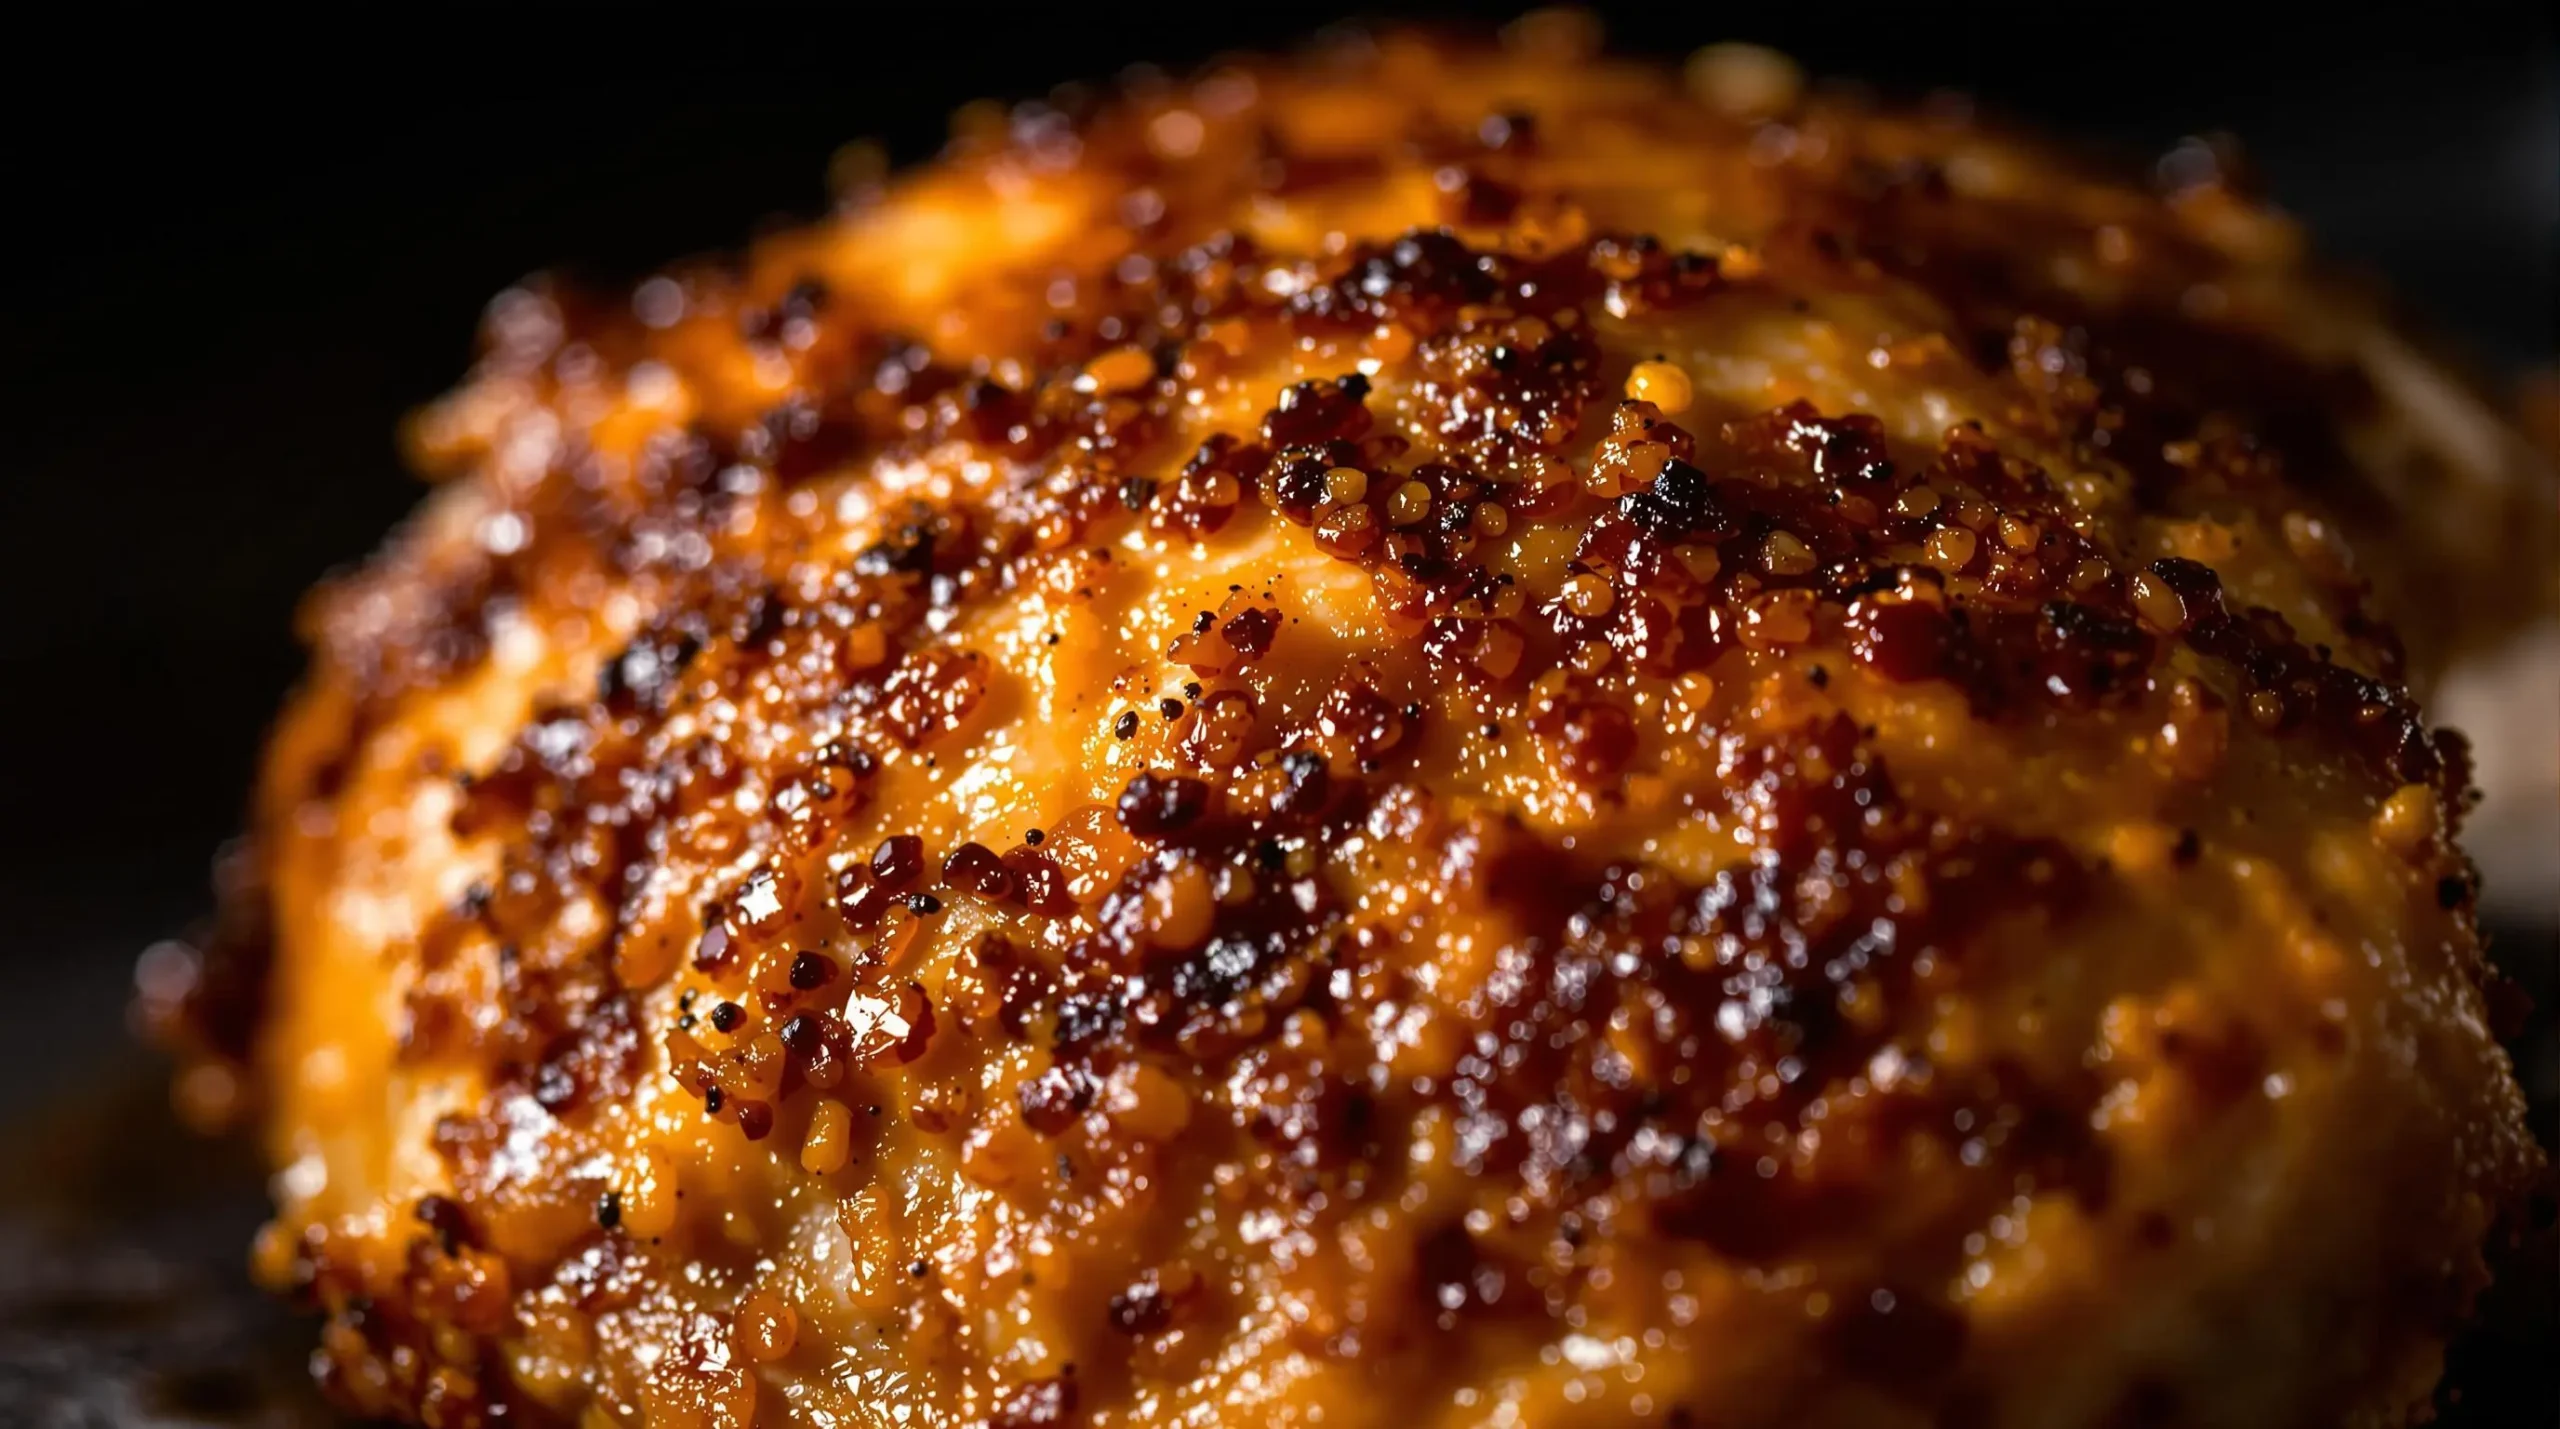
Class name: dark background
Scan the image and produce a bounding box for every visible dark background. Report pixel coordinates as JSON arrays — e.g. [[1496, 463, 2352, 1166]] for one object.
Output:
[[0, 3, 2552, 1423]]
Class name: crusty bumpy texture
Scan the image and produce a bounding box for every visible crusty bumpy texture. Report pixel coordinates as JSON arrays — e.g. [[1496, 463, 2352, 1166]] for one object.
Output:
[[166, 22, 2543, 1429]]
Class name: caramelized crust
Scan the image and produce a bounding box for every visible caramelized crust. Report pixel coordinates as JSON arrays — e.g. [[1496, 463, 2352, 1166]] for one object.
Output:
[[166, 24, 2542, 1429]]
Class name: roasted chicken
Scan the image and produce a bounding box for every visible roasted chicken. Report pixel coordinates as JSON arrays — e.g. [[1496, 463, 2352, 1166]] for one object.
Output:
[[154, 23, 2544, 1429]]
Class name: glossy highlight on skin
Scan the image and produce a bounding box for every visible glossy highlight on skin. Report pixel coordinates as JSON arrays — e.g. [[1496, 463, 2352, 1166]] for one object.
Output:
[[148, 19, 2541, 1429]]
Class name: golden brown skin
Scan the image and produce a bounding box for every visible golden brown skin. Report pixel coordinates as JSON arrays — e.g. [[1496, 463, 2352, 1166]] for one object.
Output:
[[162, 24, 2543, 1429]]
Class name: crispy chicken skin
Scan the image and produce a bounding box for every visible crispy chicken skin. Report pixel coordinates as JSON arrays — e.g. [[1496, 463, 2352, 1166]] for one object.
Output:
[[158, 23, 2543, 1429]]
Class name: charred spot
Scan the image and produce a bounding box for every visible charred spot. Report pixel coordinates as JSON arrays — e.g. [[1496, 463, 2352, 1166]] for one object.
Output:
[[854, 522, 939, 579], [597, 625, 702, 717], [1478, 108, 1537, 151], [2148, 557, 2438, 783], [834, 880, 896, 937], [788, 950, 838, 990], [996, 969, 1059, 1044], [1168, 932, 1279, 1013], [411, 1195, 475, 1254], [753, 395, 864, 485], [1848, 596, 1951, 682], [1107, 1272, 1176, 1334], [1316, 680, 1411, 763], [1001, 847, 1078, 918], [1538, 699, 1638, 783], [528, 994, 641, 1115], [1260, 375, 1374, 448], [1063, 838, 1340, 1063], [1419, 307, 1607, 448], [877, 650, 989, 747], [1019, 1061, 1102, 1135], [1051, 986, 1126, 1051], [1117, 772, 1211, 839], [1263, 447, 1346, 523], [777, 1012, 827, 1058], [1271, 751, 1332, 820], [1152, 915, 1328, 1056], [1451, 170, 1522, 225], [1780, 406, 1895, 485], [729, 588, 787, 651], [837, 857, 914, 929], [1219, 605, 1282, 659], [951, 376, 1047, 454], [1423, 715, 2089, 1264], [1292, 227, 1501, 334], [870, 833, 924, 882], [2034, 600, 2154, 703], [1621, 458, 1732, 540]]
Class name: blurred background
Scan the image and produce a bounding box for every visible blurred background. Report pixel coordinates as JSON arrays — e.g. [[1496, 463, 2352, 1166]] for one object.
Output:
[[0, 3, 2551, 1423]]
